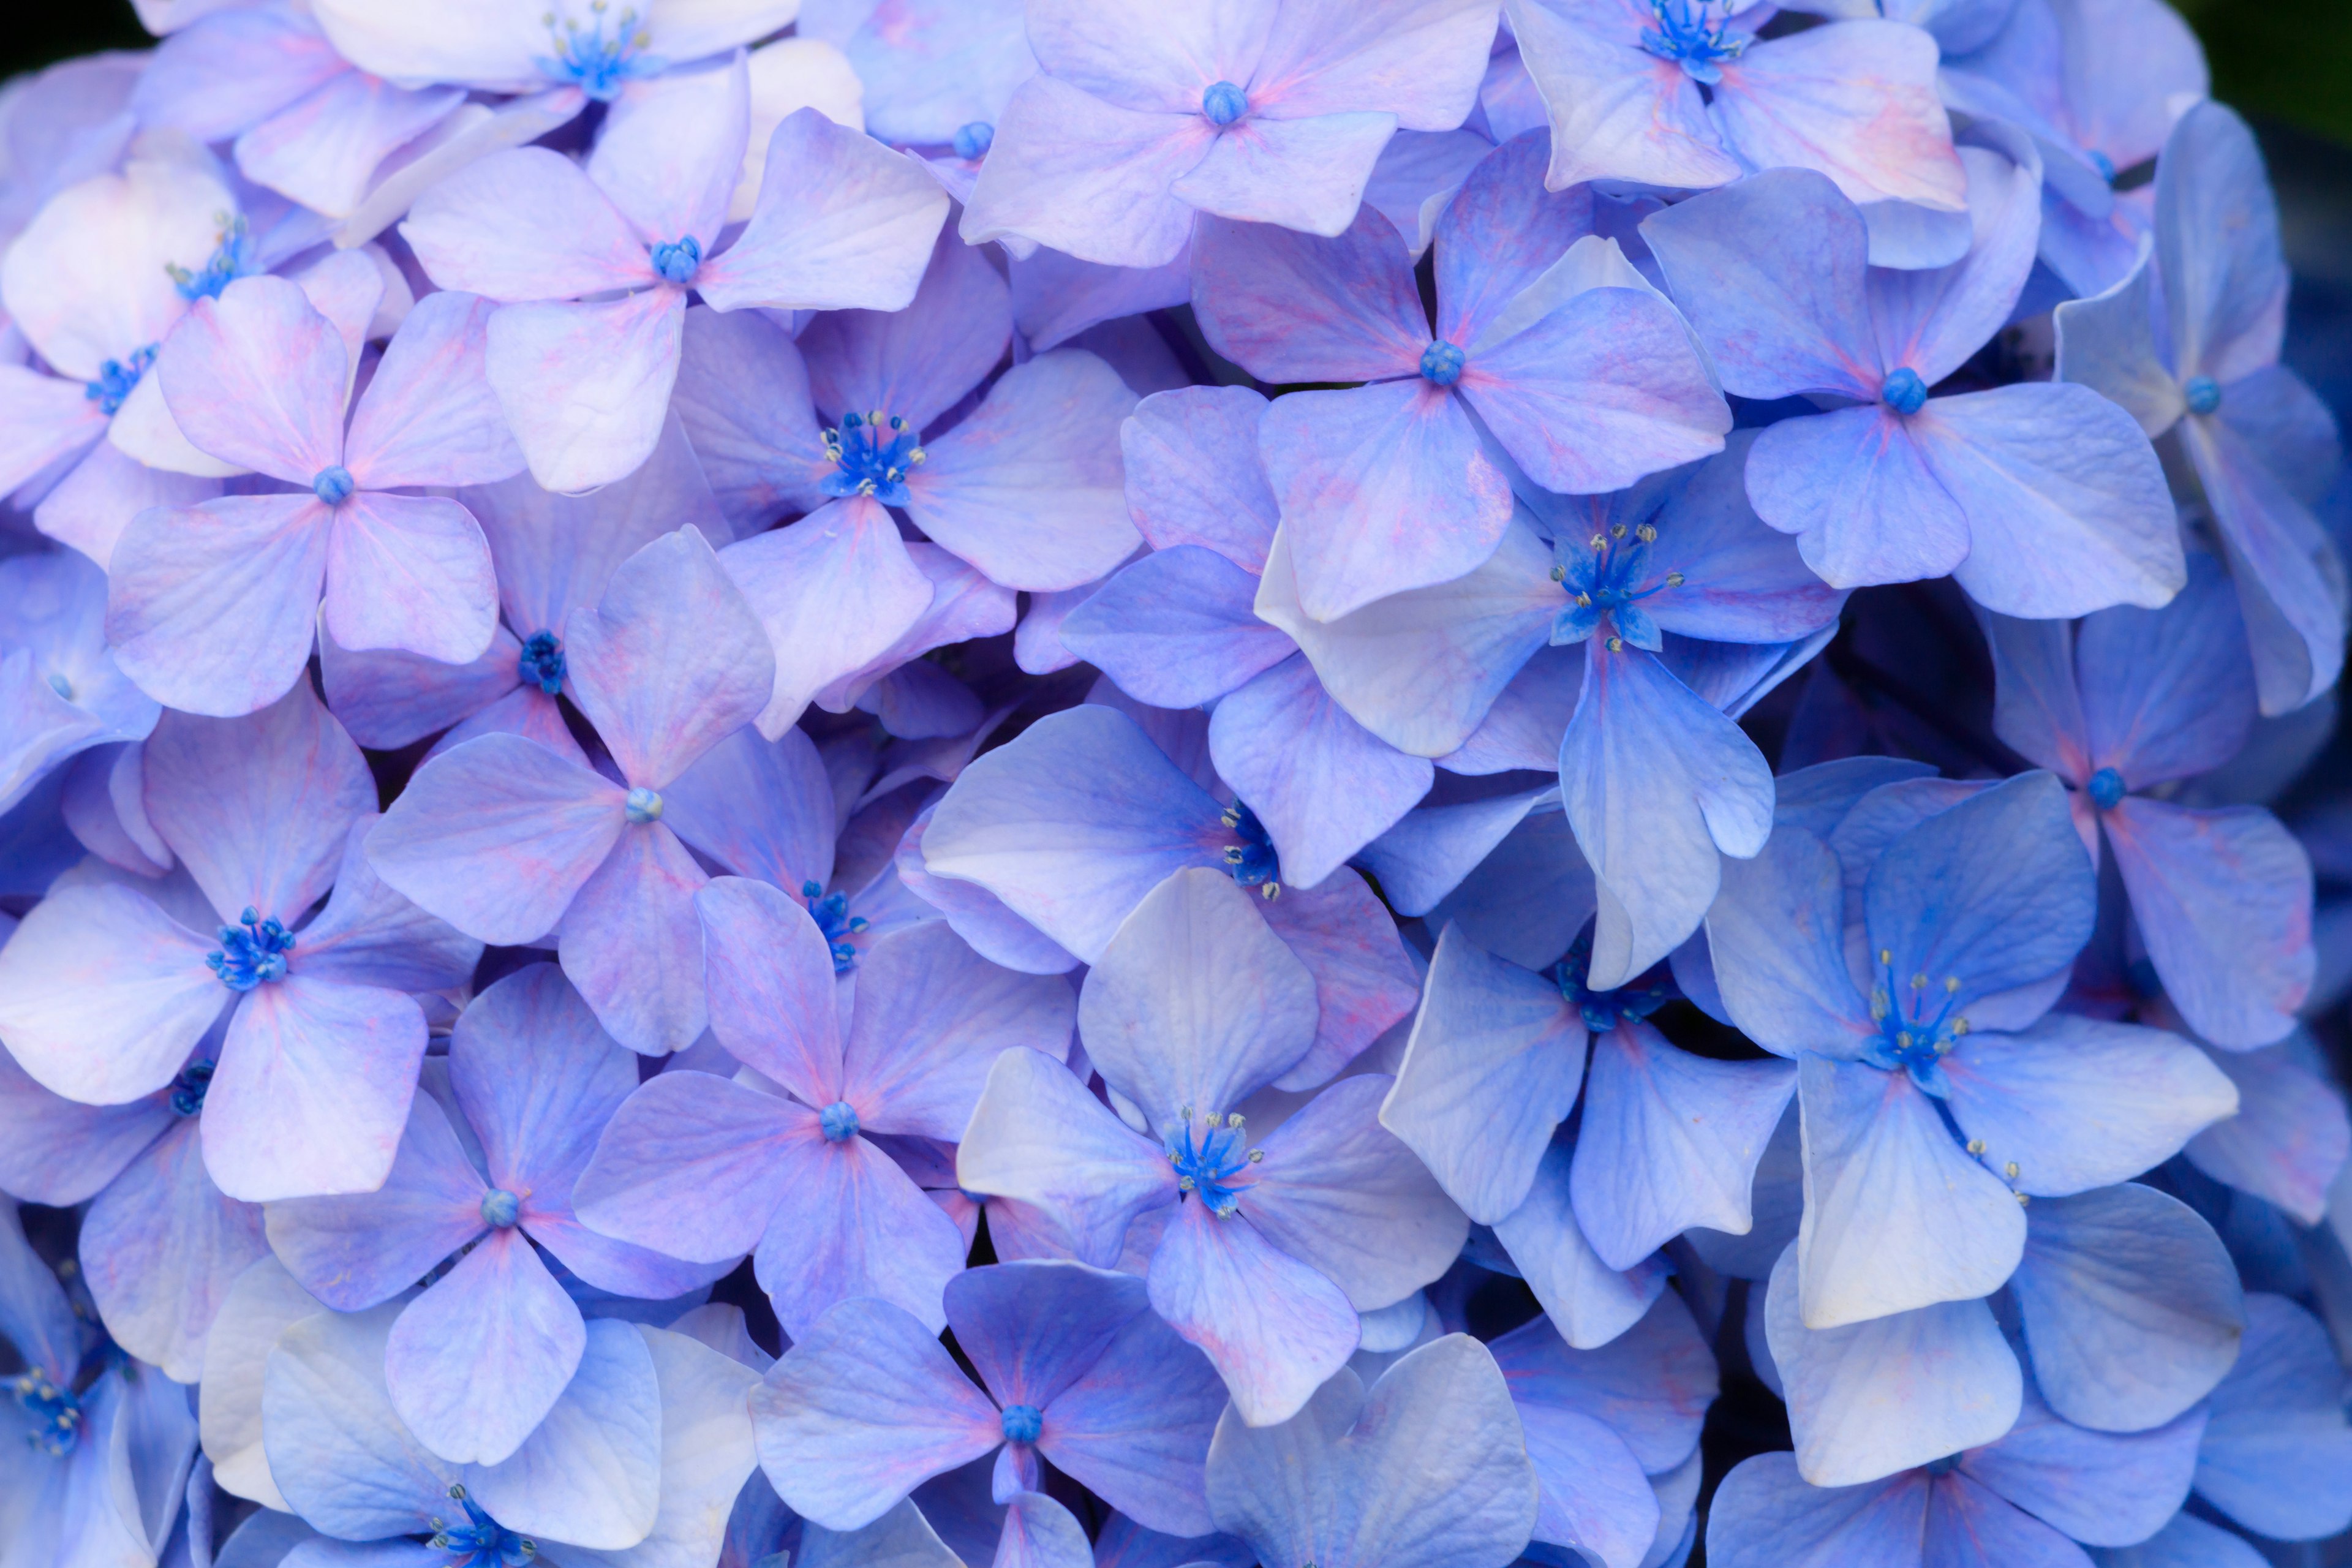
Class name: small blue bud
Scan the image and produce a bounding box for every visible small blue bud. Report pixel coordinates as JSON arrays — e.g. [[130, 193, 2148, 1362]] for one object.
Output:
[[819, 1101, 860, 1142], [2089, 149, 2116, 183], [649, 235, 703, 285], [2087, 766, 2127, 810], [624, 786, 663, 824], [952, 121, 995, 160], [1000, 1403, 1044, 1444], [481, 1189, 521, 1228], [518, 630, 567, 696], [1200, 81, 1248, 126], [46, 672, 72, 700], [313, 466, 356, 506], [1420, 340, 1466, 386], [1880, 367, 1929, 416], [2184, 375, 2222, 415]]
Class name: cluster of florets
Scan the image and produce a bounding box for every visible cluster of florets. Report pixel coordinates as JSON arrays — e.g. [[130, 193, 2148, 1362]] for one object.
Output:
[[0, 0, 2347, 1565]]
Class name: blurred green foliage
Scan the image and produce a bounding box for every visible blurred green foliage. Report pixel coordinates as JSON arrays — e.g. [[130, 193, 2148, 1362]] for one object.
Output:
[[2179, 0, 2352, 145]]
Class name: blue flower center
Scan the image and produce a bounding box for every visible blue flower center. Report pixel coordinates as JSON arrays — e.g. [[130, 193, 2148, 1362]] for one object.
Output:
[[649, 235, 701, 285], [480, 1189, 521, 1229], [537, 1, 665, 100], [13, 1372, 80, 1458], [83, 345, 156, 417], [208, 908, 293, 992], [1165, 1109, 1261, 1217], [819, 1101, 860, 1142], [518, 631, 566, 696], [170, 1059, 214, 1117], [801, 881, 869, 973], [2086, 766, 2127, 810], [1419, 340, 1466, 386], [430, 1482, 537, 1565], [1551, 516, 1682, 651], [821, 410, 925, 507], [1000, 1403, 1044, 1444], [1862, 948, 1969, 1094], [313, 466, 355, 506], [1554, 930, 1675, 1033], [1218, 802, 1281, 897], [1637, 0, 1751, 83], [166, 216, 254, 303], [624, 786, 663, 824], [2184, 375, 2222, 415], [1201, 81, 1249, 126], [952, 121, 995, 160], [1880, 367, 1930, 416]]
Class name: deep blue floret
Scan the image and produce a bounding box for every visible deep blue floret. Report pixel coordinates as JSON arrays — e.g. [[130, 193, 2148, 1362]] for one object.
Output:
[[480, 1189, 521, 1229], [1218, 802, 1281, 897], [1861, 948, 1967, 1095], [1880, 367, 1930, 416], [953, 121, 995, 160], [170, 1059, 215, 1117], [1555, 931, 1676, 1034], [1200, 81, 1249, 126], [2087, 766, 2127, 810], [1419, 340, 1466, 386], [13, 1371, 81, 1458], [83, 345, 156, 417], [208, 908, 293, 992], [2184, 375, 2222, 415], [1000, 1403, 1044, 1444], [314, 466, 356, 506], [801, 881, 869, 973], [1165, 1109, 1261, 1217], [624, 786, 663, 824], [649, 235, 702, 285], [1551, 513, 1681, 651], [1637, 0, 1751, 83], [820, 1101, 860, 1142], [536, 2, 666, 100], [518, 631, 567, 696], [167, 216, 255, 303], [430, 1483, 537, 1566], [821, 410, 925, 507]]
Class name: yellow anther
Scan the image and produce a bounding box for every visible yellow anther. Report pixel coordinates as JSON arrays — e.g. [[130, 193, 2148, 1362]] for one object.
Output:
[[1943, 976, 1960, 993], [1636, 523, 1656, 542], [1610, 523, 1627, 538], [2016, 1193, 2030, 1206], [1605, 636, 1623, 652], [1879, 949, 1892, 965], [1912, 973, 1928, 989], [1550, 565, 1566, 582], [2003, 1161, 2019, 1178], [1966, 1139, 1985, 1155], [1665, 571, 1685, 586]]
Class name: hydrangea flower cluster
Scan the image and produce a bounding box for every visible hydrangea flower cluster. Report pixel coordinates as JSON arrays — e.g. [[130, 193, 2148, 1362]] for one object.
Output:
[[0, 1, 2348, 1566]]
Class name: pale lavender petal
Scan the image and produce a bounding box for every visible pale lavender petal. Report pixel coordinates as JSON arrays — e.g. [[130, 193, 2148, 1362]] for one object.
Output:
[[1381, 922, 1584, 1224], [386, 1227, 586, 1465], [1147, 1198, 1358, 1427], [0, 1046, 173, 1205], [1169, 111, 1396, 237], [235, 72, 466, 220], [486, 286, 685, 494], [264, 1089, 487, 1310], [1765, 1246, 2021, 1487], [748, 1294, 1002, 1531], [801, 235, 1012, 431], [1062, 548, 1299, 710], [1506, 0, 1735, 194], [157, 275, 346, 484], [1868, 144, 2040, 386], [559, 820, 710, 1055], [844, 919, 1077, 1142], [1190, 208, 1427, 385], [1708, 21, 1963, 212], [1120, 385, 1281, 570], [1036, 1307, 1224, 1536], [318, 625, 522, 752], [905, 350, 1142, 592], [572, 1072, 801, 1266], [695, 876, 846, 1105], [957, 1047, 1179, 1269], [1744, 405, 1968, 591], [81, 1117, 266, 1381], [104, 496, 333, 719], [587, 55, 751, 251], [318, 493, 499, 667], [959, 79, 1208, 270], [2185, 1043, 2350, 1224], [0, 883, 222, 1104], [1256, 873, 1422, 1091], [401, 146, 655, 301], [671, 306, 832, 531], [698, 109, 951, 312], [1702, 1454, 1923, 1568], [344, 290, 526, 489], [461, 1316, 662, 1550]]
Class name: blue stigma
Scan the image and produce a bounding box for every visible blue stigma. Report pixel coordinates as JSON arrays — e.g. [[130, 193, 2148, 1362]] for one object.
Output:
[[1551, 513, 1681, 652], [1862, 947, 1968, 1095], [313, 466, 355, 506], [480, 1189, 521, 1229], [1420, 340, 1466, 386], [1164, 1109, 1261, 1217], [821, 410, 925, 507], [2184, 375, 2222, 415], [1880, 367, 1930, 416], [518, 631, 567, 696], [83, 345, 156, 417], [430, 1482, 538, 1566], [166, 216, 255, 303], [46, 672, 72, 700], [208, 908, 293, 992], [1218, 802, 1281, 898], [1000, 1403, 1044, 1444], [1637, 0, 1751, 83], [801, 881, 869, 973], [952, 121, 995, 160], [649, 235, 701, 285], [1554, 931, 1675, 1033], [1201, 81, 1249, 126], [819, 1101, 860, 1143], [169, 1059, 214, 1117], [624, 786, 663, 824], [537, 1, 665, 100], [2086, 766, 2127, 810], [2088, 150, 2116, 183], [13, 1371, 81, 1458]]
